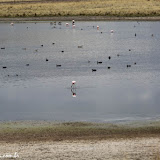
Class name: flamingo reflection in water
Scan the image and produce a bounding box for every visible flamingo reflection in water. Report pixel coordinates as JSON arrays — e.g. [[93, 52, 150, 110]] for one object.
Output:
[[71, 89, 76, 97], [71, 81, 76, 97]]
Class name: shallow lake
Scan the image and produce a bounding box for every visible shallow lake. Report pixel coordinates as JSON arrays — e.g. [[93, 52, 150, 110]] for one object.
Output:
[[0, 21, 160, 122]]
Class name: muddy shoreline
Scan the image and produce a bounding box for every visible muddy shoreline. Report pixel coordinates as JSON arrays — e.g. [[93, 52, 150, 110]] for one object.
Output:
[[0, 16, 160, 22], [0, 121, 160, 159], [0, 121, 160, 142]]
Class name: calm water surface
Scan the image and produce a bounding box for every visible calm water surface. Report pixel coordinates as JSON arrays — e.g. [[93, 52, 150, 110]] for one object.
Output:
[[0, 21, 160, 122]]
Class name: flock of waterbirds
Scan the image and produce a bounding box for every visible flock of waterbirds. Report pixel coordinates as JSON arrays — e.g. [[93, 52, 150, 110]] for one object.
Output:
[[0, 20, 155, 78]]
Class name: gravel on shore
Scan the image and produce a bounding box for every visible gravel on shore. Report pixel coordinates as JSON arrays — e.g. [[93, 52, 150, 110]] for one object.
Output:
[[0, 137, 160, 159]]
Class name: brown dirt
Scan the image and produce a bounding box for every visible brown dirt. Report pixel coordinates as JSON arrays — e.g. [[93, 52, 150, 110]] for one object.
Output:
[[1, 121, 160, 159], [0, 137, 160, 159]]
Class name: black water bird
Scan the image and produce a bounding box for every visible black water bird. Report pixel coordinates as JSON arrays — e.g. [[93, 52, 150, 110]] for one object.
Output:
[[1, 47, 5, 49], [61, 50, 64, 53], [108, 67, 111, 69], [127, 65, 131, 68], [56, 64, 61, 67], [26, 64, 29, 66], [117, 54, 120, 57], [92, 69, 97, 72], [129, 49, 131, 51], [2, 66, 7, 69], [134, 62, 136, 65], [41, 45, 43, 47], [46, 58, 48, 61], [108, 56, 111, 60], [97, 61, 102, 64]]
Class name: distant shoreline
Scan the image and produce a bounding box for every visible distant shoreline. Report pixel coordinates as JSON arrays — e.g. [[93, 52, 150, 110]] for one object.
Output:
[[1, 16, 160, 22]]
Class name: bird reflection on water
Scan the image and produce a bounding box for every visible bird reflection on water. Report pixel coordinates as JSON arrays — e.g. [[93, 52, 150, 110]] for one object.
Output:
[[71, 81, 76, 97], [71, 88, 76, 98]]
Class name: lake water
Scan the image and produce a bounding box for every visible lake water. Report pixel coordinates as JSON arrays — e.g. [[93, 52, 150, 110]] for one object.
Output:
[[0, 21, 160, 123]]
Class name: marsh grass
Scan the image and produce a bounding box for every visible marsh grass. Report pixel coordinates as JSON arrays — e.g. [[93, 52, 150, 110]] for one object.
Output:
[[0, 0, 160, 17], [0, 121, 160, 142]]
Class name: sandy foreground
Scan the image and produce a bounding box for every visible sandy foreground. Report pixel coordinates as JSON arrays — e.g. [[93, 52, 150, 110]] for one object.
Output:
[[0, 137, 160, 160]]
